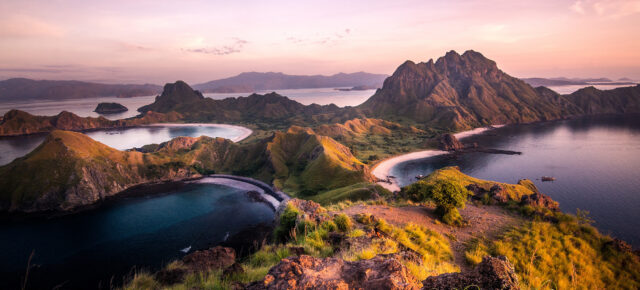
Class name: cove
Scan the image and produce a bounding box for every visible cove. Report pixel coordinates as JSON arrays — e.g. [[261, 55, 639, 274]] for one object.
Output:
[[0, 179, 275, 289], [391, 114, 640, 247], [0, 123, 252, 166]]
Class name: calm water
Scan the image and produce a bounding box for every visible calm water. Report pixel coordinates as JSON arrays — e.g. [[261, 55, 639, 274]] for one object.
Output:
[[392, 114, 640, 247], [0, 95, 157, 120], [546, 84, 636, 94], [0, 125, 248, 166], [0, 180, 275, 289]]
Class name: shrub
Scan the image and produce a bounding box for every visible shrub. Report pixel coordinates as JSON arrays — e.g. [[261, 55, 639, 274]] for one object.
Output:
[[274, 204, 300, 242], [320, 220, 338, 232], [355, 213, 374, 225], [333, 214, 353, 232], [405, 179, 469, 225]]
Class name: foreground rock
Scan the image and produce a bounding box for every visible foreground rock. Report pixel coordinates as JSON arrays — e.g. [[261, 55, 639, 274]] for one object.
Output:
[[422, 256, 519, 290], [156, 246, 237, 285], [94, 102, 128, 114], [246, 255, 421, 289]]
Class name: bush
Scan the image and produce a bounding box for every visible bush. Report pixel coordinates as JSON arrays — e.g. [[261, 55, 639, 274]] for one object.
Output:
[[320, 220, 338, 232], [441, 208, 464, 226], [274, 204, 300, 242], [405, 179, 469, 225], [333, 214, 353, 232]]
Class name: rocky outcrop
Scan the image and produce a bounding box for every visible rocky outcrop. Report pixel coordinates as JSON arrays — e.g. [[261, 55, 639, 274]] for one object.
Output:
[[438, 133, 464, 151], [94, 102, 128, 114], [421, 256, 519, 290], [246, 255, 421, 289], [466, 183, 510, 204], [182, 246, 236, 272], [520, 191, 559, 211]]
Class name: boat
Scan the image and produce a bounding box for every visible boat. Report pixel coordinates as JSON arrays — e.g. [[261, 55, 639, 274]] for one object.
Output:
[[541, 176, 556, 182], [180, 246, 192, 253], [415, 174, 425, 180]]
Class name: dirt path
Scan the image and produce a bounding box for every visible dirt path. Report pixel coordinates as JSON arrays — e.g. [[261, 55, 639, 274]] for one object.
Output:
[[339, 203, 522, 271]]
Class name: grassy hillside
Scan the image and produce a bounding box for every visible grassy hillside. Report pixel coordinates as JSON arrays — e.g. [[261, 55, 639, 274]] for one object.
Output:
[[0, 126, 375, 212]]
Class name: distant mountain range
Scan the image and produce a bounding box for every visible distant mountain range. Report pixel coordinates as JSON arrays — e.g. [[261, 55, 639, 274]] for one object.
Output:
[[193, 72, 388, 93], [0, 78, 162, 101], [521, 77, 636, 87]]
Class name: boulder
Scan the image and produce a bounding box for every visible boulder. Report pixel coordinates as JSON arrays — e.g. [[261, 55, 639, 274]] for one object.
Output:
[[421, 256, 520, 289], [247, 255, 421, 289], [466, 183, 486, 199], [182, 246, 236, 272], [490, 184, 509, 203], [223, 262, 245, 278], [438, 133, 464, 151], [520, 192, 559, 211]]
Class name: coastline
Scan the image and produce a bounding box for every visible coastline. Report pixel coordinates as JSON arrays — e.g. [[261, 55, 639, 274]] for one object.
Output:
[[371, 125, 505, 192], [144, 123, 253, 142]]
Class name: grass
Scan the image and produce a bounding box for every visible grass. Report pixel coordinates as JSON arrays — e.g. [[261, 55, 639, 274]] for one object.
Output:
[[465, 218, 640, 289], [309, 182, 390, 205], [406, 166, 536, 202]]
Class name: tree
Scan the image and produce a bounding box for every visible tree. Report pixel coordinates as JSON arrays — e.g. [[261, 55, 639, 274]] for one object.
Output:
[[406, 179, 469, 226]]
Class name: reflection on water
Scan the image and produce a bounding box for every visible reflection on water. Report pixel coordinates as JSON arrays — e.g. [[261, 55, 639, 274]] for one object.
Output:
[[393, 114, 640, 247], [0, 125, 247, 166], [0, 181, 275, 289]]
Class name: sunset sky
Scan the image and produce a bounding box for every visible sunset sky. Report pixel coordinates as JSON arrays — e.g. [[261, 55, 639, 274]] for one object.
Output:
[[1, 0, 639, 84]]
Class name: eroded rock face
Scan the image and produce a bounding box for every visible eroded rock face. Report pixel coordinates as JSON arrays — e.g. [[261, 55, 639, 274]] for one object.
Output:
[[490, 184, 509, 203], [438, 133, 464, 151], [182, 246, 236, 272], [421, 256, 519, 290], [520, 192, 559, 211], [247, 255, 421, 290]]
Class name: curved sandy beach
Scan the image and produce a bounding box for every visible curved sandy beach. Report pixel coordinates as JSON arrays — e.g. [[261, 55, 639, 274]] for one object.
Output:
[[372, 125, 504, 192], [145, 123, 253, 142]]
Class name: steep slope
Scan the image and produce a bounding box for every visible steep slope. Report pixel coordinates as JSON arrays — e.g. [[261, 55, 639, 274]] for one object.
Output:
[[0, 78, 161, 101], [0, 127, 373, 212], [564, 85, 640, 114], [267, 126, 374, 194], [193, 71, 387, 93], [359, 50, 586, 129]]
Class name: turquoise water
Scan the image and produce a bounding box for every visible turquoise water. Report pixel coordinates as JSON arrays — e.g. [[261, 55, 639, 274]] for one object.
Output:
[[392, 114, 640, 247], [0, 181, 275, 289], [0, 125, 248, 166]]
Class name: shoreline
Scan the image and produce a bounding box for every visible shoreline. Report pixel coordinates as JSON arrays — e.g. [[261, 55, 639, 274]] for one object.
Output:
[[371, 125, 505, 192], [143, 123, 253, 142]]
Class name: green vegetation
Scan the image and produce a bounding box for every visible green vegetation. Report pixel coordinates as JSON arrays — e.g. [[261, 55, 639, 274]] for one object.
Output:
[[463, 218, 640, 289], [404, 178, 469, 225], [309, 182, 390, 205]]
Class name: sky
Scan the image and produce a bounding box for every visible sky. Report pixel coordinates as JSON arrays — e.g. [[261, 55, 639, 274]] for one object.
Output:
[[0, 0, 639, 84]]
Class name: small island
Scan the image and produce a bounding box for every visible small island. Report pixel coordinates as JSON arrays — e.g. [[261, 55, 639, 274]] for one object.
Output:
[[94, 102, 128, 114]]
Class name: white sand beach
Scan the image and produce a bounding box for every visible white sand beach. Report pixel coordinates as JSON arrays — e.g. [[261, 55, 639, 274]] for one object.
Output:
[[372, 125, 505, 192], [145, 123, 253, 142]]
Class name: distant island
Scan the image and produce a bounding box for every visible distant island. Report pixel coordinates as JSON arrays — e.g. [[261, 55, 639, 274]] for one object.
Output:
[[521, 77, 636, 87], [334, 85, 378, 91], [0, 78, 162, 101], [94, 102, 128, 114], [193, 71, 387, 93]]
